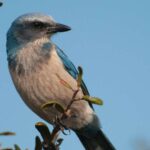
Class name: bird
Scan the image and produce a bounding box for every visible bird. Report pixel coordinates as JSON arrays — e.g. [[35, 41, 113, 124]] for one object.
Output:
[[6, 13, 115, 150]]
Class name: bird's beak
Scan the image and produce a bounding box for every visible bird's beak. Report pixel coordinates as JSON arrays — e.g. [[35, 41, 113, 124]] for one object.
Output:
[[55, 23, 71, 32], [51, 23, 71, 33]]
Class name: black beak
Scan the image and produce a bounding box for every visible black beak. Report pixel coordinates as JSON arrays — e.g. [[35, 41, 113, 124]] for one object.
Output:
[[52, 23, 71, 33]]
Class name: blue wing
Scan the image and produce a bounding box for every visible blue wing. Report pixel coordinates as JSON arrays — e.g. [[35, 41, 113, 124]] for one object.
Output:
[[55, 45, 90, 96]]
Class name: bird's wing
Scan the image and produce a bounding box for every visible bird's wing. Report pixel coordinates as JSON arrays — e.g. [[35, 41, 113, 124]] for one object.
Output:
[[55, 45, 90, 97]]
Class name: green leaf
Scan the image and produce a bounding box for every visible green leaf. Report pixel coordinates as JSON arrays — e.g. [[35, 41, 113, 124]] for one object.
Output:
[[14, 144, 21, 150], [0, 132, 15, 136], [77, 66, 83, 88], [41, 101, 65, 113], [82, 95, 103, 105]]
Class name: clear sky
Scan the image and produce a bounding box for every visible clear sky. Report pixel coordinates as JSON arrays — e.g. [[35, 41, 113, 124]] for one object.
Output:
[[0, 0, 150, 150]]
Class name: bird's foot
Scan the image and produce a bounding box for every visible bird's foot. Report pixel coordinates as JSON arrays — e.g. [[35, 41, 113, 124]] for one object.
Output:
[[53, 116, 71, 135]]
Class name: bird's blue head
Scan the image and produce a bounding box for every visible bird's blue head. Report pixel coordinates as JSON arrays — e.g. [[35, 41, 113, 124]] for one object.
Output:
[[6, 13, 71, 60]]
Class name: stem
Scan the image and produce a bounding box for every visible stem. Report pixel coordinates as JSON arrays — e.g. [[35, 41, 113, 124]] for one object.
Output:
[[50, 126, 60, 144], [66, 89, 79, 111], [49, 89, 80, 143]]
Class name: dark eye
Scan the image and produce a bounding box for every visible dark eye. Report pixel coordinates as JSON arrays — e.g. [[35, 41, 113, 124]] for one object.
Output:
[[32, 21, 44, 28]]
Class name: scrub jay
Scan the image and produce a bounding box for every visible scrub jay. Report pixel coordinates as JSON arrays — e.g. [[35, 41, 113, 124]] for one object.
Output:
[[6, 13, 115, 150]]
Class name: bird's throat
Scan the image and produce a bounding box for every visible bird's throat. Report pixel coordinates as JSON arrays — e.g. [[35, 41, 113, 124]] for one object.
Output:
[[8, 39, 53, 75]]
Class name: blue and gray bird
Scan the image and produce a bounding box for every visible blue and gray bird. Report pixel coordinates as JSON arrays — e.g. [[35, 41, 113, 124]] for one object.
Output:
[[6, 13, 115, 150]]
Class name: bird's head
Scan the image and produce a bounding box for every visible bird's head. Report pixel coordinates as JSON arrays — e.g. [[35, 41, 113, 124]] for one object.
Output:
[[7, 13, 71, 44]]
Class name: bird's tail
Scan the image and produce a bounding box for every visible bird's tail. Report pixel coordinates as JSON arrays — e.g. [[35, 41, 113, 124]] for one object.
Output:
[[75, 128, 115, 150]]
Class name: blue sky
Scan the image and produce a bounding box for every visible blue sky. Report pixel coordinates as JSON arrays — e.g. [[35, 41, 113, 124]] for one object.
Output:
[[0, 0, 150, 149]]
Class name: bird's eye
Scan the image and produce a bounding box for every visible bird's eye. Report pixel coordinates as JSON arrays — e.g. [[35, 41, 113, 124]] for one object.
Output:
[[32, 21, 44, 28]]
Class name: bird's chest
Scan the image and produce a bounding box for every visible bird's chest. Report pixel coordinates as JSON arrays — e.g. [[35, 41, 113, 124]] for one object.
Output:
[[9, 51, 80, 109], [9, 49, 93, 129]]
